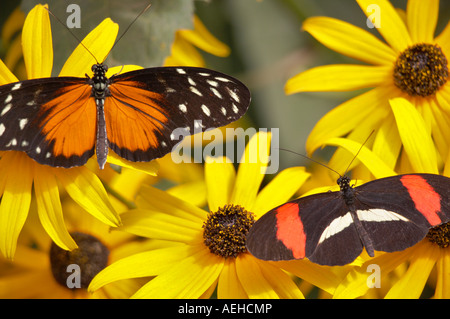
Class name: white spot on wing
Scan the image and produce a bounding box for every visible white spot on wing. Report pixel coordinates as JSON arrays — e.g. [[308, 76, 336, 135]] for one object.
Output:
[[4, 94, 12, 104], [190, 86, 202, 96], [318, 212, 353, 244], [0, 123, 5, 136], [201, 104, 211, 117], [1, 104, 11, 116], [178, 104, 187, 113], [215, 76, 232, 83], [356, 209, 410, 222], [11, 83, 22, 91], [207, 80, 219, 87], [19, 118, 28, 130], [188, 77, 196, 86], [226, 87, 240, 103], [210, 87, 222, 99]]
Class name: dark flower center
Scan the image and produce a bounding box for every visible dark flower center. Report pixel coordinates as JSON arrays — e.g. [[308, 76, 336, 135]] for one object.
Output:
[[203, 204, 255, 258], [427, 222, 450, 248], [49, 232, 110, 289], [393, 43, 448, 97]]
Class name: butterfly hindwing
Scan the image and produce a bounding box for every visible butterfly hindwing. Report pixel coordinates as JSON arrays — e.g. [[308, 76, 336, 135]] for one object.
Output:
[[105, 66, 250, 163]]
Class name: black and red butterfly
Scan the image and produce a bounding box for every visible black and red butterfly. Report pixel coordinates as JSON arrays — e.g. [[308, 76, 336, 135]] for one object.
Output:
[[0, 63, 250, 169], [246, 173, 450, 266]]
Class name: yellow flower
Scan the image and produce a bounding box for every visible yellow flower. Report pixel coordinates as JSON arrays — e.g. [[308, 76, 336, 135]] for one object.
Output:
[[285, 0, 450, 174], [89, 132, 344, 298], [0, 199, 145, 299]]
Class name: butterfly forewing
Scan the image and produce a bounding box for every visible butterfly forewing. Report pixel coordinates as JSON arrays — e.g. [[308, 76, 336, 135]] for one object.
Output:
[[106, 66, 250, 163], [0, 77, 97, 167]]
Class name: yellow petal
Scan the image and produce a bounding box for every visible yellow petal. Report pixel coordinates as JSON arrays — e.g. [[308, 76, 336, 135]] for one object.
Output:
[[333, 248, 410, 298], [285, 64, 392, 94], [217, 258, 248, 298], [105, 151, 159, 176], [435, 21, 450, 54], [55, 166, 121, 227], [306, 86, 393, 155], [302, 16, 396, 65], [164, 35, 205, 67], [131, 246, 223, 298], [356, 0, 412, 53], [254, 258, 304, 298], [390, 98, 439, 173], [119, 209, 201, 243], [324, 137, 396, 178], [178, 16, 230, 57], [253, 166, 310, 216], [372, 115, 402, 170], [406, 0, 439, 43], [137, 185, 206, 223], [434, 249, 450, 298], [235, 253, 280, 298], [59, 18, 119, 77], [205, 157, 236, 212], [0, 58, 19, 84], [167, 181, 206, 208], [0, 152, 33, 259], [89, 245, 190, 292], [385, 242, 439, 298], [22, 4, 53, 78], [230, 132, 271, 209], [277, 259, 345, 296], [34, 165, 77, 251], [2, 7, 25, 45]]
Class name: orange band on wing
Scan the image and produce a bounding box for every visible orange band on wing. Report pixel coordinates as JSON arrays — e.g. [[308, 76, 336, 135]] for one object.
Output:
[[38, 83, 96, 157], [106, 82, 169, 152]]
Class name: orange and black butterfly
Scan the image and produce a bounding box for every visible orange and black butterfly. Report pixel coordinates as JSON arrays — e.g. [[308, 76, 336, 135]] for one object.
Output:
[[0, 59, 250, 169]]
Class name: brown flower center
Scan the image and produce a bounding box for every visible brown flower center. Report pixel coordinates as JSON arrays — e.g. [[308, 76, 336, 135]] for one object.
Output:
[[393, 43, 448, 97], [427, 222, 450, 248], [203, 204, 255, 258], [49, 232, 110, 289]]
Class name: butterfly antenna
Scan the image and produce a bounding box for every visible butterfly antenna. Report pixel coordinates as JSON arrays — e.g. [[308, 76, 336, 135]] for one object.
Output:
[[45, 7, 99, 64], [278, 148, 342, 178], [106, 3, 152, 60], [342, 130, 375, 176]]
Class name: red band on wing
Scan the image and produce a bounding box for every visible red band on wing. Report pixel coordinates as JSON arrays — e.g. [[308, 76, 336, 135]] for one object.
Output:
[[400, 175, 442, 226], [275, 202, 306, 259]]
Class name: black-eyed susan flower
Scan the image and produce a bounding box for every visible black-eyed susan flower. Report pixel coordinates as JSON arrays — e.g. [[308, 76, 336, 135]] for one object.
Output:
[[0, 4, 158, 259], [89, 132, 345, 298], [286, 0, 450, 174], [0, 199, 147, 299]]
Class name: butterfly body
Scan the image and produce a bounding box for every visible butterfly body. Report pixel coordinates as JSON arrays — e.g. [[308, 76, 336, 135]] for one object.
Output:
[[0, 65, 250, 168], [247, 174, 450, 266]]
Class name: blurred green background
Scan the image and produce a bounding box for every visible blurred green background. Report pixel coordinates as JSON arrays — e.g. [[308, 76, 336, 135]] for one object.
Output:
[[1, 0, 449, 174]]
